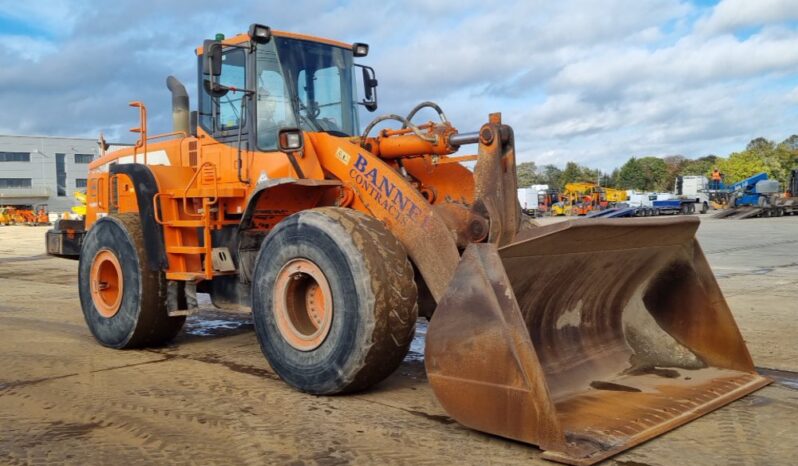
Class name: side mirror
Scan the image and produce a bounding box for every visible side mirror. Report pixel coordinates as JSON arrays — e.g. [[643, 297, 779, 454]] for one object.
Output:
[[203, 79, 229, 98], [356, 64, 378, 112], [202, 40, 223, 77], [362, 66, 377, 99], [278, 128, 304, 152]]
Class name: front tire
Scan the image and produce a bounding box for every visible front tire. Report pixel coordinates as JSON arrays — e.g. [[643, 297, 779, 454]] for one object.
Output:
[[251, 207, 418, 395], [78, 214, 185, 348]]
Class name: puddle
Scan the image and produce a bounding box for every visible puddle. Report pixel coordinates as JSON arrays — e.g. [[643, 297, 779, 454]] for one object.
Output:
[[185, 318, 251, 336], [757, 367, 798, 390], [405, 321, 427, 362], [183, 294, 253, 337]]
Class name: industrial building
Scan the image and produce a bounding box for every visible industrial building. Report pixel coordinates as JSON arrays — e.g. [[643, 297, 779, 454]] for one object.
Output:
[[0, 134, 100, 213]]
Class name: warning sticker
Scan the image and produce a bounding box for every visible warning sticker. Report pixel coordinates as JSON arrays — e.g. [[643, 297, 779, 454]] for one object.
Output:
[[336, 148, 351, 165]]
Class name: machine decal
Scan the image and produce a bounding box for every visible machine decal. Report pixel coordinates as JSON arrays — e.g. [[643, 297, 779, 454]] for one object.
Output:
[[116, 150, 171, 166], [350, 154, 422, 225], [335, 148, 351, 165]]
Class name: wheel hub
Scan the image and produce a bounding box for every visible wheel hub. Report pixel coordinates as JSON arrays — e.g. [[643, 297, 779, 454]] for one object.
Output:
[[90, 249, 124, 318], [273, 258, 333, 351]]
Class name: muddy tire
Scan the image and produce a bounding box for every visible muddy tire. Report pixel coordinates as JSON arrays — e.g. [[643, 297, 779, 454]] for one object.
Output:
[[251, 207, 417, 395], [78, 213, 185, 348]]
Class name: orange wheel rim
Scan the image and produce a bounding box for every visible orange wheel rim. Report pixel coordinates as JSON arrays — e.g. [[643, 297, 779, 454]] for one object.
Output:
[[273, 258, 333, 351], [90, 249, 124, 318]]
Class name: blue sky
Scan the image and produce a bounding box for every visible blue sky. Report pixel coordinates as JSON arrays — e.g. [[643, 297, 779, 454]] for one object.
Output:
[[1, 0, 797, 171]]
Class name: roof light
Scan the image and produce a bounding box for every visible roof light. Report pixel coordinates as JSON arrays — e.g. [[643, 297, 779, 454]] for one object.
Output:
[[215, 33, 225, 41], [248, 23, 272, 44], [352, 42, 369, 57]]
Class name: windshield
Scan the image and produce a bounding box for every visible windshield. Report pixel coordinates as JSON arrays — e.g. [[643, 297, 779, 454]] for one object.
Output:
[[255, 37, 359, 150]]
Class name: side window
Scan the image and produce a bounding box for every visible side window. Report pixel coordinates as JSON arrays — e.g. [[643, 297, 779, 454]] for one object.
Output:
[[313, 67, 342, 124], [298, 67, 344, 132], [218, 49, 246, 131]]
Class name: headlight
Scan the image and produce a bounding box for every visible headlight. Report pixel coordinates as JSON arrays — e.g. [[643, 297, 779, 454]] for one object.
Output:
[[278, 128, 304, 152]]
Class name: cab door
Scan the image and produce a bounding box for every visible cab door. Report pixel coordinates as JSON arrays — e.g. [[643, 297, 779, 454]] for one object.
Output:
[[197, 45, 252, 184]]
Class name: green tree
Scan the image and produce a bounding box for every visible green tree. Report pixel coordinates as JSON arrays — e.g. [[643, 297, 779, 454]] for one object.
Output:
[[601, 168, 620, 187], [516, 161, 539, 188], [540, 164, 563, 189], [746, 137, 774, 152], [639, 157, 670, 191], [663, 155, 687, 181], [618, 157, 644, 190], [780, 134, 798, 150], [712, 137, 798, 185], [716, 151, 770, 184], [775, 138, 798, 177], [560, 161, 582, 186], [617, 156, 669, 191], [682, 155, 719, 177]]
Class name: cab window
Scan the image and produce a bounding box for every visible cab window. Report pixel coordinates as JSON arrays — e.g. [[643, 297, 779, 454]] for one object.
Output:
[[218, 49, 246, 131]]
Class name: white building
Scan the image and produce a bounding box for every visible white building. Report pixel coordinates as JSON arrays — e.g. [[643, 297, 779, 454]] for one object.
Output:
[[0, 135, 102, 212]]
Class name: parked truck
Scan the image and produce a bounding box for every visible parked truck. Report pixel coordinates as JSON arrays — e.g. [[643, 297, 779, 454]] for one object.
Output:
[[517, 184, 549, 216], [652, 176, 710, 215]]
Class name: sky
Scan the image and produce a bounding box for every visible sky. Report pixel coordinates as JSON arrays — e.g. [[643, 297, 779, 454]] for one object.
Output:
[[1, 0, 797, 171]]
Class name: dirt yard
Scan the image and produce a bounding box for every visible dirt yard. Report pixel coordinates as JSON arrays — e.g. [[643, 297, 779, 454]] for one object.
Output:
[[1, 216, 796, 465]]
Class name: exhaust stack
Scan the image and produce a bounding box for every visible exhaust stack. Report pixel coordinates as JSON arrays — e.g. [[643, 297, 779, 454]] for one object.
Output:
[[166, 76, 189, 135]]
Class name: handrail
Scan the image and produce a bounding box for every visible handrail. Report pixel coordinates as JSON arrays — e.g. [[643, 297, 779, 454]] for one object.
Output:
[[128, 101, 148, 164], [152, 192, 166, 225], [180, 162, 219, 218], [146, 130, 189, 143]]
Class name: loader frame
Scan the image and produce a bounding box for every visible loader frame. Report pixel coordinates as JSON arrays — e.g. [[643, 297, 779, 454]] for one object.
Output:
[[46, 24, 769, 466]]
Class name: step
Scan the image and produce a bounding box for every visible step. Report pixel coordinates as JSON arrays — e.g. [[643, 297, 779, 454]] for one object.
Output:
[[165, 270, 238, 281], [166, 246, 207, 254], [163, 220, 206, 228]]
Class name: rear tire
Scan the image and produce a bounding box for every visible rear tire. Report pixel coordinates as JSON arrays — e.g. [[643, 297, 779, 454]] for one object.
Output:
[[251, 207, 418, 394], [701, 202, 708, 214], [78, 214, 185, 349]]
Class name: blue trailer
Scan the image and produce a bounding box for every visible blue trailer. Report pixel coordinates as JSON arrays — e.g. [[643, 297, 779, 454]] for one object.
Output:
[[652, 198, 696, 215]]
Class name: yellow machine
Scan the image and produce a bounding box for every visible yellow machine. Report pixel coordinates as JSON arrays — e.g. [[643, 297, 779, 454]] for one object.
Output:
[[45, 24, 768, 465], [0, 207, 11, 225], [604, 187, 628, 203], [70, 191, 87, 217], [556, 183, 628, 216]]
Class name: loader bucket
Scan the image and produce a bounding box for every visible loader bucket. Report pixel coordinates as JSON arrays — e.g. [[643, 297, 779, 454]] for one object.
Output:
[[426, 216, 769, 465]]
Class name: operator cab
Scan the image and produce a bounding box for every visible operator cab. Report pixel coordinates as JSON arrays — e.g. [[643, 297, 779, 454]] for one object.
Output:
[[197, 24, 377, 151]]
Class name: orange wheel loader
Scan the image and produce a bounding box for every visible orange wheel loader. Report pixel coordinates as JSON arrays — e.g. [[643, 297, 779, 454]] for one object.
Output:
[[46, 24, 769, 465]]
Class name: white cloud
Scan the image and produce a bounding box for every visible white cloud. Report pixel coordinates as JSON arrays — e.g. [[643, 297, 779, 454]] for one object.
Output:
[[697, 0, 798, 34], [0, 0, 796, 172], [0, 34, 57, 61]]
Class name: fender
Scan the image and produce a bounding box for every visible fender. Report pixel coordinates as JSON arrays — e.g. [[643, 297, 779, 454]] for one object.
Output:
[[109, 164, 168, 270], [239, 178, 342, 231]]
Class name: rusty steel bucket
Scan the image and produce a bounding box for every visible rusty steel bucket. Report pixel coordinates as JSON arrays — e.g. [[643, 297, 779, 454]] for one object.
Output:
[[426, 216, 770, 465]]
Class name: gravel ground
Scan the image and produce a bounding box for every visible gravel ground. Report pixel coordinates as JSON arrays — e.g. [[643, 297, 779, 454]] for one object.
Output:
[[1, 215, 796, 465]]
